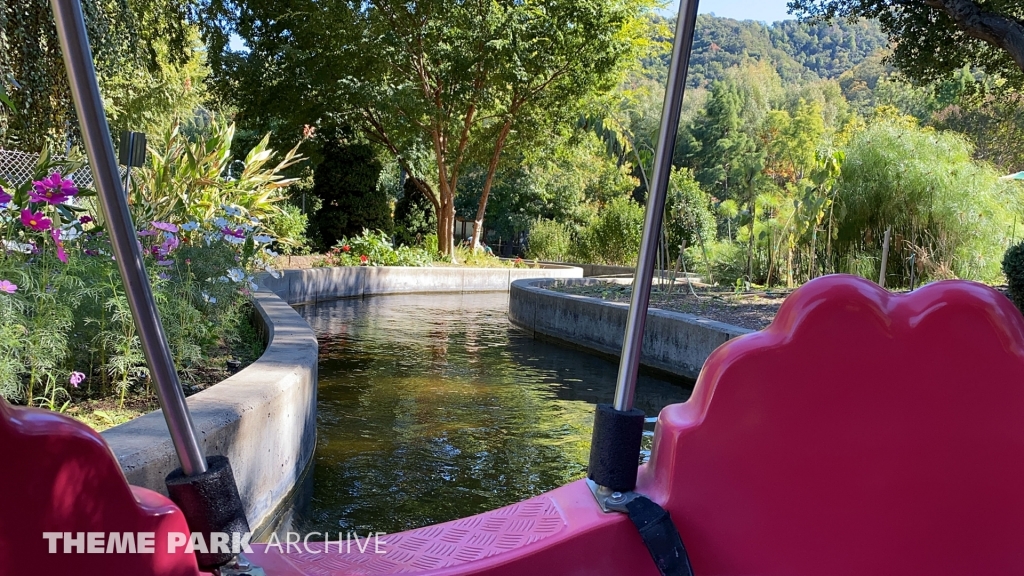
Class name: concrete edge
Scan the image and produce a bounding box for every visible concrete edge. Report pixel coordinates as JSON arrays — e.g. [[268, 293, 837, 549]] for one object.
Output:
[[509, 278, 753, 379], [260, 265, 584, 306], [101, 289, 319, 533]]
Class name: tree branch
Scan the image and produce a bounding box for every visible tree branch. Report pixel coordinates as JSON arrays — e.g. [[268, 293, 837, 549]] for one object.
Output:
[[923, 0, 1024, 72]]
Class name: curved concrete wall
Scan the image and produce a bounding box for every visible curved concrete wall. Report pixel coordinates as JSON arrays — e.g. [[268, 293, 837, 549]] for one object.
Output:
[[509, 278, 752, 379], [261, 264, 582, 305], [101, 290, 318, 532]]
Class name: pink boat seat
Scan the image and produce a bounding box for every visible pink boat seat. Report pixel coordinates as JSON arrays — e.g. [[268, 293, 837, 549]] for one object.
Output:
[[0, 400, 203, 575]]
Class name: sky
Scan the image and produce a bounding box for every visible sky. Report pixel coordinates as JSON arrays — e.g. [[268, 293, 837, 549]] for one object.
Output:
[[690, 0, 795, 23]]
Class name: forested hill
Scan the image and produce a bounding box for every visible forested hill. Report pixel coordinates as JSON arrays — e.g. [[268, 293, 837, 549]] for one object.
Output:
[[653, 14, 891, 87]]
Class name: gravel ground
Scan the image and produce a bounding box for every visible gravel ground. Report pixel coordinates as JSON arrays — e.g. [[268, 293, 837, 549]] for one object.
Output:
[[550, 281, 786, 331]]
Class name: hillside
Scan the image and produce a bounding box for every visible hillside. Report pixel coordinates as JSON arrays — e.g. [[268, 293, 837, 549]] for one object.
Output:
[[645, 14, 891, 88]]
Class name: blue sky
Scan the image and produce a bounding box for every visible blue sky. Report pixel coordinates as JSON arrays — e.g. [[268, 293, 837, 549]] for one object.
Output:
[[690, 0, 795, 23]]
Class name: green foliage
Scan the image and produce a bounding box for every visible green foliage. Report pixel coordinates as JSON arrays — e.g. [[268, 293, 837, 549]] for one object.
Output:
[[0, 0, 205, 150], [790, 0, 1024, 90], [666, 168, 717, 256], [526, 219, 573, 262], [135, 119, 304, 227], [0, 152, 278, 413], [834, 120, 1016, 284], [309, 141, 393, 251], [217, 0, 656, 255], [394, 179, 437, 247], [577, 196, 645, 266], [1002, 242, 1024, 313], [264, 204, 309, 256], [319, 230, 434, 267]]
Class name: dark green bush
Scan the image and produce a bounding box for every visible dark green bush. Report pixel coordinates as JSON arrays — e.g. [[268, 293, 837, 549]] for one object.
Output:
[[309, 141, 392, 250], [394, 178, 437, 247], [1002, 242, 1024, 313]]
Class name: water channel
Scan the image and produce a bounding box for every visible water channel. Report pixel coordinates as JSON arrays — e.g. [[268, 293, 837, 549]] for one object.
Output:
[[278, 292, 693, 537]]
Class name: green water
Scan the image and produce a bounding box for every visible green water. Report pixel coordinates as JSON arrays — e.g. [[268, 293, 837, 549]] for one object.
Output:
[[284, 292, 692, 536]]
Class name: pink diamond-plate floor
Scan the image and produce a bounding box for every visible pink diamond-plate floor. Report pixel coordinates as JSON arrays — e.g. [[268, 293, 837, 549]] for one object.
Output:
[[253, 496, 566, 575]]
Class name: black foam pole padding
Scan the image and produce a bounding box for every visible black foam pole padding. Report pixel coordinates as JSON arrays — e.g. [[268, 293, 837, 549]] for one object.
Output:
[[165, 455, 250, 571], [626, 495, 694, 576], [587, 403, 645, 492]]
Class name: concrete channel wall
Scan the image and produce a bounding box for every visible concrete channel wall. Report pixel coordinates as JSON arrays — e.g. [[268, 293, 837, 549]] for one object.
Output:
[[100, 263, 581, 532], [260, 264, 582, 305], [509, 278, 752, 379], [101, 290, 319, 532]]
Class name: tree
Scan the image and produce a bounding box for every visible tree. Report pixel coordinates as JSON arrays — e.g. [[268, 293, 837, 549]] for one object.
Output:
[[308, 140, 393, 250], [0, 0, 202, 150], [686, 81, 760, 200], [217, 0, 652, 257], [789, 0, 1024, 89]]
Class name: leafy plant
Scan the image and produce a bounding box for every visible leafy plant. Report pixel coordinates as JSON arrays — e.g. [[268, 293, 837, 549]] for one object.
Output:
[[1003, 242, 1024, 314]]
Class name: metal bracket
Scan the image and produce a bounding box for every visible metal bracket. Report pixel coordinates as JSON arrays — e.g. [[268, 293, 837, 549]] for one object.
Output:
[[586, 478, 642, 513], [215, 554, 265, 576]]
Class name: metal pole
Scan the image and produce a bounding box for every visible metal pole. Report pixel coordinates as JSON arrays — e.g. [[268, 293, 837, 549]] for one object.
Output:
[[51, 0, 207, 475], [612, 0, 700, 412]]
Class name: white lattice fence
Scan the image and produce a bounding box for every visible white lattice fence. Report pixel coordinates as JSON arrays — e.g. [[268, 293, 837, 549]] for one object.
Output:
[[0, 149, 125, 189]]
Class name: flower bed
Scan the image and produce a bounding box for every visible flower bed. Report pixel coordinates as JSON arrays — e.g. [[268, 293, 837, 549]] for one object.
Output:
[[0, 148, 289, 428]]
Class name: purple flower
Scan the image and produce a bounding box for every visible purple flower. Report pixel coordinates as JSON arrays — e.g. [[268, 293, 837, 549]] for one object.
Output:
[[156, 259, 174, 267], [21, 209, 52, 231], [30, 172, 78, 204], [157, 235, 180, 257], [138, 229, 157, 237], [78, 215, 93, 225], [69, 371, 86, 388], [221, 227, 245, 239], [151, 221, 178, 233], [84, 249, 99, 257], [50, 229, 67, 263], [0, 280, 16, 294], [0, 187, 10, 205], [158, 272, 171, 280]]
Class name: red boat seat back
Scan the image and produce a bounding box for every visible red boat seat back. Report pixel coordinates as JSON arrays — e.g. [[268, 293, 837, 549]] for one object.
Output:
[[0, 400, 201, 575], [641, 275, 1024, 575]]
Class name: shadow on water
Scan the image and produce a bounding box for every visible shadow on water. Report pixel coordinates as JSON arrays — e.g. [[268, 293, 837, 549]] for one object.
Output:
[[272, 292, 692, 538]]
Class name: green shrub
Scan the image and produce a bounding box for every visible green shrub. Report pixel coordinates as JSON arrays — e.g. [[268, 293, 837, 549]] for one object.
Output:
[[309, 141, 393, 250], [394, 178, 437, 247], [318, 229, 434, 267], [835, 121, 1017, 284], [526, 219, 573, 261], [666, 168, 716, 259], [1003, 242, 1024, 313], [575, 196, 644, 266]]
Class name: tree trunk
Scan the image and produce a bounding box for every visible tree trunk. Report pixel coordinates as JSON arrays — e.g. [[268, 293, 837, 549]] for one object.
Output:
[[471, 119, 513, 249], [747, 195, 756, 282], [437, 196, 456, 259]]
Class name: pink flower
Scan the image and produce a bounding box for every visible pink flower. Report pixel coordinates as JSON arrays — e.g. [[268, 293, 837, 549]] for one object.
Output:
[[157, 235, 180, 256], [50, 229, 67, 263], [21, 209, 52, 231], [0, 280, 16, 294], [69, 371, 85, 387], [30, 172, 78, 204], [151, 221, 178, 233]]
